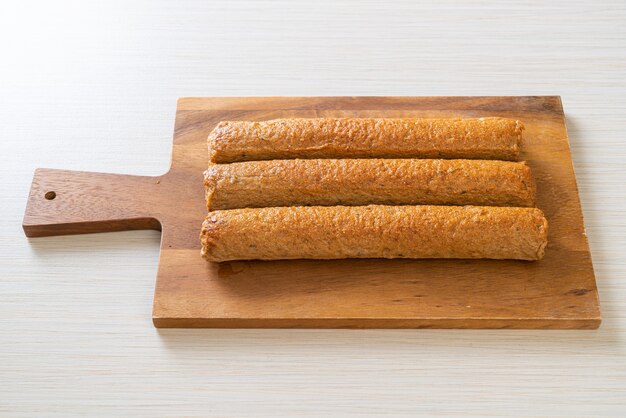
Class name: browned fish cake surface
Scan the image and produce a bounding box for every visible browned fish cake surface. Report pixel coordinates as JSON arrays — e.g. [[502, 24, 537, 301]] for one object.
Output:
[[200, 205, 548, 262], [207, 117, 523, 163], [204, 159, 536, 210]]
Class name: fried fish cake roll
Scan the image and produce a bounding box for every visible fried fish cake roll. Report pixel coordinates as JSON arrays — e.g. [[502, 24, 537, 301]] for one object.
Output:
[[207, 117, 523, 163], [200, 205, 548, 262], [204, 159, 536, 210]]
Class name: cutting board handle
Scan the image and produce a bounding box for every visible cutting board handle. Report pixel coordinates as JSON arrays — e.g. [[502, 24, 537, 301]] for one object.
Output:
[[23, 168, 164, 237]]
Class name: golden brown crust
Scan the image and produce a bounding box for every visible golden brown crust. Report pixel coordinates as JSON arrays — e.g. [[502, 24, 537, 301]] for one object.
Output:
[[205, 159, 536, 210], [208, 117, 523, 163], [200, 205, 548, 262]]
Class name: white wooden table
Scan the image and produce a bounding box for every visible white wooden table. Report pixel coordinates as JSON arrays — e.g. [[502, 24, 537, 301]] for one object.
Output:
[[1, 1, 625, 416]]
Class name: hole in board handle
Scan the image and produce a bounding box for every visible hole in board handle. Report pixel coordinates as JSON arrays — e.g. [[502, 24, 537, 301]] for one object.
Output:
[[44, 191, 56, 200]]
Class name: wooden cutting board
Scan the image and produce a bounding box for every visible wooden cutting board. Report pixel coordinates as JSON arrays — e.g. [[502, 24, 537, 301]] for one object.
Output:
[[22, 96, 601, 329]]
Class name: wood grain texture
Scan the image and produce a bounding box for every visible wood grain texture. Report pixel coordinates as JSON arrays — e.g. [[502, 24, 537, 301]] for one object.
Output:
[[23, 170, 163, 236], [21, 96, 599, 329], [2, 1, 626, 417]]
